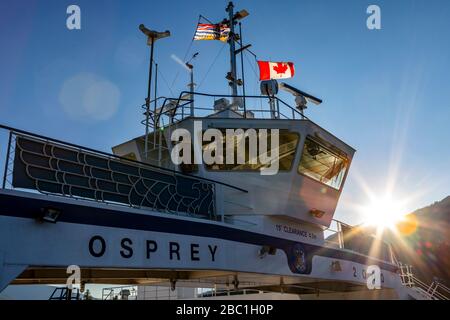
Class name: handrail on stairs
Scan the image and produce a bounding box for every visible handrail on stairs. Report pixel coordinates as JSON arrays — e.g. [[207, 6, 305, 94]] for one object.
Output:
[[397, 262, 449, 300]]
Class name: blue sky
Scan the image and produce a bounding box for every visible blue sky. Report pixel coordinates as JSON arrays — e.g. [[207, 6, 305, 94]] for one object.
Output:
[[0, 0, 449, 225]]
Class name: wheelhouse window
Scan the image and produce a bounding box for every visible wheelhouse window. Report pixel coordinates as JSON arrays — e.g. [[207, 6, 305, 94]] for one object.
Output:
[[203, 129, 299, 171], [298, 137, 348, 190]]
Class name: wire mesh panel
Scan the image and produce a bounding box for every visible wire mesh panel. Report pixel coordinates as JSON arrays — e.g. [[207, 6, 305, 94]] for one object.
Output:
[[11, 134, 215, 218]]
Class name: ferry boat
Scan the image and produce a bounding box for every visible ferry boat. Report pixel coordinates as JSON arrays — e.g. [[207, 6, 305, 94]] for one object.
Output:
[[0, 2, 443, 300]]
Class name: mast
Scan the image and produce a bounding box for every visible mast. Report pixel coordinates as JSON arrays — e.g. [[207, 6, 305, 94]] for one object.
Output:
[[226, 2, 238, 99], [239, 22, 246, 110], [189, 64, 194, 116], [145, 37, 154, 159], [185, 52, 198, 117], [224, 2, 249, 105], [138, 24, 170, 160]]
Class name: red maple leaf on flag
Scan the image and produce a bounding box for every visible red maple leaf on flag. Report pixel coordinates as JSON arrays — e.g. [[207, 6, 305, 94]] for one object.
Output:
[[273, 63, 288, 74]]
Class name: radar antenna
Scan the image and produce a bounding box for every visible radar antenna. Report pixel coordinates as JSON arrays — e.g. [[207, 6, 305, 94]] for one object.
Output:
[[278, 82, 322, 117]]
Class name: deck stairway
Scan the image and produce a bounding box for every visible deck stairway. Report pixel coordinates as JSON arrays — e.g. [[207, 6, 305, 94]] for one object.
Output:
[[398, 263, 449, 300]]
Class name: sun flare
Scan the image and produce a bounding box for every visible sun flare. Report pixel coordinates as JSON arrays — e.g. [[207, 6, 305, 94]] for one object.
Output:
[[361, 195, 408, 230]]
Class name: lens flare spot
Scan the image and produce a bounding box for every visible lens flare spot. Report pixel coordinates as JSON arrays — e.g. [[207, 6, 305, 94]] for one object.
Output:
[[396, 214, 418, 236]]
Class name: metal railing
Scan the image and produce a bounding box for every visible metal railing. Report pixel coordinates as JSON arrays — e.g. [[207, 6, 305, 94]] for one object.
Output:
[[398, 263, 449, 300], [198, 288, 264, 298], [323, 219, 346, 249], [148, 91, 307, 128], [0, 124, 247, 221], [102, 286, 138, 300], [324, 220, 401, 267], [137, 285, 184, 300], [49, 287, 81, 300]]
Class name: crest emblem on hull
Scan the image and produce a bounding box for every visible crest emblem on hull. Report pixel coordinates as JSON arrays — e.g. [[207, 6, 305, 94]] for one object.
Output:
[[287, 243, 311, 274]]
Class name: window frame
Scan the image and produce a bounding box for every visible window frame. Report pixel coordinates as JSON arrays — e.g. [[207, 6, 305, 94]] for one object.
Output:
[[297, 135, 349, 191], [202, 129, 301, 173]]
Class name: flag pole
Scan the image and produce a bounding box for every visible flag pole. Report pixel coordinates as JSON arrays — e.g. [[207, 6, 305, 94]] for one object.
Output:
[[226, 2, 238, 101], [239, 22, 246, 112], [145, 37, 155, 160]]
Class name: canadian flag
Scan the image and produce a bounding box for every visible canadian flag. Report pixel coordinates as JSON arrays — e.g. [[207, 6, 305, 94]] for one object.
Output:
[[257, 61, 295, 81]]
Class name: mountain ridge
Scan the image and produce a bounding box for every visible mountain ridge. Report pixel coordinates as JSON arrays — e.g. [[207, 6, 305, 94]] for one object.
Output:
[[392, 195, 450, 286]]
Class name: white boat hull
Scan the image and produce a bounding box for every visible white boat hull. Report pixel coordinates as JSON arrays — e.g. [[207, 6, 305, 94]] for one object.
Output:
[[0, 189, 404, 297]]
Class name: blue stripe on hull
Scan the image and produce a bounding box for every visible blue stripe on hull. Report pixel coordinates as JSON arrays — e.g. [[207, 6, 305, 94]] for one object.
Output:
[[0, 192, 398, 273]]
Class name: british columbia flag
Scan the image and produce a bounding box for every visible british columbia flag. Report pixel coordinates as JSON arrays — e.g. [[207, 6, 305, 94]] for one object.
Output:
[[194, 23, 230, 42]]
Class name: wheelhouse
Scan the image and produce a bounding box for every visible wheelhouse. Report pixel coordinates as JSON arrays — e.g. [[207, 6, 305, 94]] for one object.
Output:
[[112, 92, 355, 229]]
